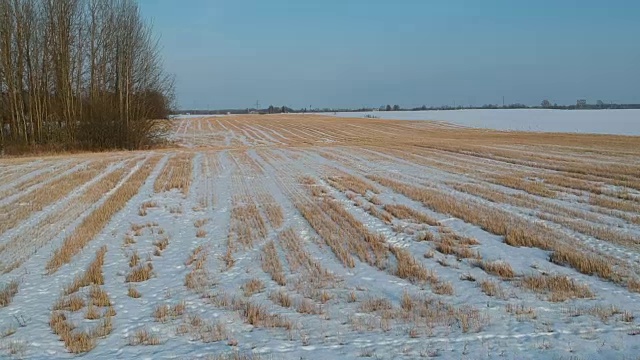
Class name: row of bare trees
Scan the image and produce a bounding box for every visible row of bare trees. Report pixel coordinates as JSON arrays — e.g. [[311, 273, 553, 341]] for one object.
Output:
[[0, 0, 174, 153]]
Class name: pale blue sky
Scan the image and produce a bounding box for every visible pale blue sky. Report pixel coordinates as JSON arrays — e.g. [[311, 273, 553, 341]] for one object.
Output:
[[138, 0, 640, 109]]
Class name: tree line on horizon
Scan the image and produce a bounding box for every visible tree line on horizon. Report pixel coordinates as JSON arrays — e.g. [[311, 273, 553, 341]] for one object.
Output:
[[0, 0, 174, 154], [178, 100, 640, 116]]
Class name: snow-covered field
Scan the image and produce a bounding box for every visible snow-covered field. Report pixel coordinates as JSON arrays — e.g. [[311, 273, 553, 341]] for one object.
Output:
[[171, 114, 226, 119], [327, 109, 640, 135], [1, 114, 640, 359]]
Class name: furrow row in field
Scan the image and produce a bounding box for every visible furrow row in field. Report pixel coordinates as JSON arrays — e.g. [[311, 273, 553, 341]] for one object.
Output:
[[46, 155, 162, 273], [0, 157, 143, 273], [0, 158, 121, 237], [153, 152, 194, 195], [326, 146, 640, 256]]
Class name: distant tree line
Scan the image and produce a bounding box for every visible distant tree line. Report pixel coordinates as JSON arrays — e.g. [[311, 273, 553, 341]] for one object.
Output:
[[267, 105, 293, 114], [0, 0, 174, 154], [177, 101, 640, 115]]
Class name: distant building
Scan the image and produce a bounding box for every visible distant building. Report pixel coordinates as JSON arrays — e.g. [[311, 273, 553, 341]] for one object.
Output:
[[576, 99, 587, 108]]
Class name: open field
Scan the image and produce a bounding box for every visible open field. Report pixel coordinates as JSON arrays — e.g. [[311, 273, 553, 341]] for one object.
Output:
[[326, 109, 640, 135], [1, 114, 640, 359]]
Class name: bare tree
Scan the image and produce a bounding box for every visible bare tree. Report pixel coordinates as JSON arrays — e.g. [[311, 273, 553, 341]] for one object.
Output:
[[0, 0, 173, 153]]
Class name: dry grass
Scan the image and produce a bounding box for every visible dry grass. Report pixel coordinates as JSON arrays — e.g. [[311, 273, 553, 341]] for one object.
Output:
[[261, 241, 286, 286], [127, 285, 142, 298], [359, 297, 393, 313], [256, 193, 284, 228], [277, 229, 328, 276], [129, 328, 162, 346], [493, 174, 556, 198], [229, 199, 268, 249], [586, 305, 623, 323], [503, 227, 549, 248], [295, 297, 322, 315], [242, 279, 265, 297], [0, 162, 143, 275], [194, 218, 208, 228], [363, 203, 394, 224], [479, 279, 505, 298], [326, 172, 379, 196], [389, 246, 438, 285], [178, 314, 228, 343], [589, 194, 640, 213], [85, 304, 101, 320], [129, 252, 140, 268], [269, 290, 292, 308], [629, 278, 640, 293], [89, 285, 112, 307], [295, 202, 355, 268], [383, 204, 439, 226], [126, 263, 154, 283], [138, 200, 158, 216], [0, 280, 19, 307], [49, 245, 115, 354], [506, 303, 537, 321], [64, 246, 107, 295], [223, 247, 235, 270], [398, 292, 489, 333], [550, 247, 613, 280], [53, 294, 86, 311], [46, 157, 160, 273], [433, 281, 454, 295], [1, 325, 16, 338], [564, 304, 624, 323], [264, 204, 284, 228], [153, 236, 169, 253], [521, 275, 594, 302], [434, 230, 481, 261], [184, 246, 211, 292], [369, 175, 554, 249], [154, 153, 193, 194], [240, 302, 293, 330], [474, 260, 516, 279], [453, 181, 610, 226], [153, 302, 186, 323], [319, 290, 333, 303], [317, 197, 388, 269], [435, 241, 481, 260], [49, 312, 97, 353], [369, 195, 383, 205], [0, 160, 78, 199], [539, 212, 638, 249], [276, 228, 337, 303], [153, 305, 170, 323], [196, 228, 207, 238], [439, 228, 480, 245], [185, 245, 205, 266], [123, 234, 136, 246], [540, 173, 603, 194], [0, 161, 110, 236], [368, 175, 624, 282]]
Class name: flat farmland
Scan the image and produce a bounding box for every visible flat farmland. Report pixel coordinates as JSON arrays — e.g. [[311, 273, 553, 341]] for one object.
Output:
[[1, 114, 639, 359]]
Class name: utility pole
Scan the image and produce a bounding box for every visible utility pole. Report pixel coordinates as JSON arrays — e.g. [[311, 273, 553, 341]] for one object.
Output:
[[502, 96, 505, 107], [255, 100, 260, 111]]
